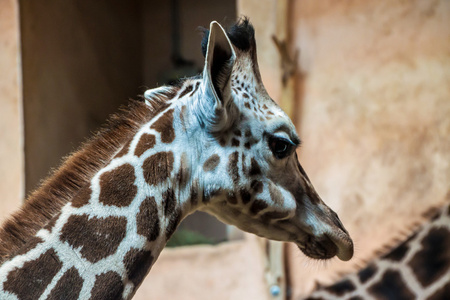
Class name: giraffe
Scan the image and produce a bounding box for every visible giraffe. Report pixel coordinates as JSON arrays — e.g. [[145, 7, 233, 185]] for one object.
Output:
[[303, 202, 450, 300], [0, 18, 353, 300]]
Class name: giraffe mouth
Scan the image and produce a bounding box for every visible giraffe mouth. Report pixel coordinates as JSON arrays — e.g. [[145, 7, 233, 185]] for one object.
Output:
[[297, 234, 339, 260], [297, 232, 353, 261]]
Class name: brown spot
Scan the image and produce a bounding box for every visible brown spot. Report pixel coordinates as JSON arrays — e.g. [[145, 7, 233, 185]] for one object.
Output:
[[176, 152, 190, 188], [90, 271, 124, 300], [245, 130, 252, 137], [242, 93, 249, 98], [227, 192, 238, 204], [179, 105, 187, 128], [143, 151, 174, 186], [244, 142, 251, 149], [262, 104, 268, 110], [151, 109, 175, 143], [4, 249, 63, 299], [383, 234, 415, 262], [136, 197, 160, 242], [162, 188, 176, 217], [48, 267, 83, 300], [178, 85, 193, 99], [165, 208, 181, 240], [227, 151, 240, 185], [233, 129, 242, 136], [219, 137, 227, 146], [251, 180, 263, 194], [231, 138, 240, 147], [268, 182, 284, 205], [134, 133, 156, 157], [240, 189, 252, 204], [408, 227, 450, 287], [60, 215, 127, 263], [72, 186, 92, 208], [244, 102, 251, 109], [324, 279, 356, 296], [99, 164, 137, 207], [250, 199, 268, 215], [368, 270, 414, 300], [268, 111, 274, 115], [123, 248, 154, 287], [203, 154, 221, 172], [114, 140, 131, 158], [357, 264, 378, 284], [189, 182, 199, 207], [249, 158, 261, 176]]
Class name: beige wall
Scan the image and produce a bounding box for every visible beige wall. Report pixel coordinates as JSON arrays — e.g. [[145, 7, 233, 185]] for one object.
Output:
[[135, 236, 269, 300], [239, 0, 450, 298], [0, 0, 23, 224], [20, 0, 143, 193]]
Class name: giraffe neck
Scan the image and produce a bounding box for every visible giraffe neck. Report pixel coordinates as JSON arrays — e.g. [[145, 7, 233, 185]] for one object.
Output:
[[0, 86, 201, 299], [0, 100, 157, 263]]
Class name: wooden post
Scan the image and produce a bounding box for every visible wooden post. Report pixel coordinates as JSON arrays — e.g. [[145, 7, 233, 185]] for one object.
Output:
[[0, 0, 24, 224], [265, 1, 298, 299]]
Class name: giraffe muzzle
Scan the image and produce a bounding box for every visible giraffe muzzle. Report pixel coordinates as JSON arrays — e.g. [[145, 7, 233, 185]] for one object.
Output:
[[297, 229, 353, 261], [327, 230, 354, 261]]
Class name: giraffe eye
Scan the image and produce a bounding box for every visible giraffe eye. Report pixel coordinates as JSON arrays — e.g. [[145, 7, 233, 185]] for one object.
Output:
[[268, 136, 295, 159]]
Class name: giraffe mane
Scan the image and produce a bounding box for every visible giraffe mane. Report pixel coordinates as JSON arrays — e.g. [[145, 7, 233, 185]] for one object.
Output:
[[0, 87, 179, 263]]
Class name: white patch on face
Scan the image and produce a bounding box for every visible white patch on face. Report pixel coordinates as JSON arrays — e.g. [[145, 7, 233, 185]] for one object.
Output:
[[278, 185, 297, 211]]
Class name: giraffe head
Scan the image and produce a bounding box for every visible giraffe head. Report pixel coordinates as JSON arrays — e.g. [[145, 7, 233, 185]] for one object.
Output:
[[178, 19, 354, 261]]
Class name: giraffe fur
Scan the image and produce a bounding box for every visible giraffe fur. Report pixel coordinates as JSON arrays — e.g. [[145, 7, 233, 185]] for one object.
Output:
[[0, 18, 353, 299]]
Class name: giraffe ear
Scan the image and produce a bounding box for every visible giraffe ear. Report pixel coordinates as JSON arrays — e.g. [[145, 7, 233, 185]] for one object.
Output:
[[198, 21, 236, 133]]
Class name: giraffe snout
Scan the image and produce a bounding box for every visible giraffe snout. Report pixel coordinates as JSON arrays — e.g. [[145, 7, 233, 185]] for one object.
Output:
[[297, 230, 353, 261]]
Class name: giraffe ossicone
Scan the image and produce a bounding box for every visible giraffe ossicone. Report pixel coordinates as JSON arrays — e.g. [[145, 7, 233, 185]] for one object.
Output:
[[0, 18, 353, 299]]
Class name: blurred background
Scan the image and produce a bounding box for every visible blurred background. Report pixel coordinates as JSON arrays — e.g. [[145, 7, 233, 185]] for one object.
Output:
[[0, 0, 449, 299]]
